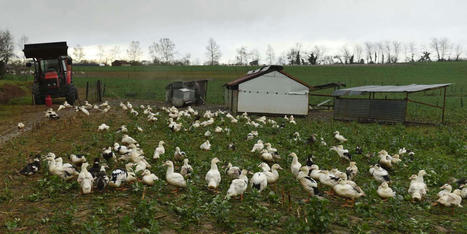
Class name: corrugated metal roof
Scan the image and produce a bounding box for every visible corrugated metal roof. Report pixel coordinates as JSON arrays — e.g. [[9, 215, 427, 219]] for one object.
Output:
[[225, 65, 311, 89], [333, 83, 451, 96]]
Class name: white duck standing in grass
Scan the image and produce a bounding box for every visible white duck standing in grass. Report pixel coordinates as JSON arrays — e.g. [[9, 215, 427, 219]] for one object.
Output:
[[437, 184, 452, 198], [262, 164, 283, 184], [408, 170, 428, 201], [53, 157, 79, 180], [309, 164, 322, 180], [109, 168, 128, 188], [77, 163, 94, 194], [122, 134, 137, 145], [333, 131, 347, 143], [95, 165, 109, 191], [264, 143, 277, 154], [460, 184, 467, 199], [69, 154, 87, 167], [164, 160, 187, 190], [180, 159, 193, 178], [125, 163, 137, 183], [345, 161, 358, 180], [17, 122, 25, 130], [297, 167, 320, 199], [225, 163, 241, 179], [289, 152, 301, 177], [142, 169, 158, 186], [98, 123, 109, 131], [369, 164, 390, 183], [205, 157, 221, 190], [173, 146, 186, 161], [200, 140, 211, 151], [225, 169, 249, 200], [377, 182, 396, 199], [436, 189, 463, 207], [319, 170, 340, 187], [251, 140, 264, 153], [330, 145, 351, 161], [153, 141, 165, 159], [250, 171, 268, 192], [333, 178, 365, 205], [378, 150, 393, 170], [260, 149, 278, 162]]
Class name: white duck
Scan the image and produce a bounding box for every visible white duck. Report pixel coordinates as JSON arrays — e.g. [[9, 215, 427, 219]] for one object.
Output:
[[437, 184, 452, 198], [436, 189, 463, 207], [54, 157, 79, 180], [260, 149, 276, 162], [408, 170, 428, 201], [153, 141, 165, 159], [318, 170, 340, 187], [289, 152, 301, 177], [200, 140, 211, 151], [264, 143, 277, 154], [333, 178, 365, 201], [377, 182, 396, 199], [460, 184, 467, 199], [77, 162, 94, 194], [225, 163, 241, 179], [205, 157, 221, 189], [250, 140, 264, 153], [345, 161, 358, 180], [204, 130, 211, 137], [297, 167, 320, 198], [309, 164, 322, 180], [109, 168, 128, 188], [330, 145, 351, 161], [180, 159, 193, 178], [164, 161, 186, 188], [69, 154, 87, 167], [250, 172, 268, 192], [97, 123, 109, 131], [17, 122, 25, 130], [125, 163, 137, 183], [378, 150, 393, 170], [122, 134, 137, 145], [173, 146, 186, 161], [369, 164, 390, 183], [263, 164, 283, 184], [214, 126, 223, 133], [225, 169, 249, 200], [142, 169, 158, 186], [333, 131, 347, 143]]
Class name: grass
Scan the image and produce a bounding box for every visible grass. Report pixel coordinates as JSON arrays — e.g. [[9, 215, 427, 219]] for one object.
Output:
[[0, 104, 465, 233]]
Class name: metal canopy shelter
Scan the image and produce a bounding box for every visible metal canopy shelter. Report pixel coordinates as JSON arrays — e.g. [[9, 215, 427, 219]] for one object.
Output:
[[332, 83, 452, 124]]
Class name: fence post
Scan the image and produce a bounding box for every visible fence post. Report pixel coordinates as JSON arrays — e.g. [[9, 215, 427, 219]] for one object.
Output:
[[86, 81, 89, 100], [97, 80, 102, 102]]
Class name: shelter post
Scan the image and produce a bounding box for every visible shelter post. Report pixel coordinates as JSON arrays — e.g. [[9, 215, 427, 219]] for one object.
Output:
[[442, 87, 446, 124]]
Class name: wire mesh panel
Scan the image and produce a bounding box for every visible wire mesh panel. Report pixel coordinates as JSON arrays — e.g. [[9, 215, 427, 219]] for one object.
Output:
[[334, 98, 407, 123]]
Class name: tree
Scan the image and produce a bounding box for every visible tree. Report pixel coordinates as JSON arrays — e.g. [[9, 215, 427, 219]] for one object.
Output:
[[72, 45, 85, 62], [430, 38, 441, 61], [0, 30, 15, 64], [406, 42, 417, 62], [439, 38, 450, 60], [265, 45, 275, 65], [353, 44, 363, 63], [127, 41, 142, 62], [205, 38, 221, 65], [364, 42, 374, 63], [341, 46, 352, 64], [108, 45, 121, 62], [286, 43, 302, 65], [249, 49, 260, 64], [97, 45, 106, 64], [376, 42, 384, 64], [17, 35, 29, 62], [149, 38, 176, 64], [236, 46, 248, 65], [310, 45, 325, 65], [391, 41, 401, 63], [454, 44, 463, 61]]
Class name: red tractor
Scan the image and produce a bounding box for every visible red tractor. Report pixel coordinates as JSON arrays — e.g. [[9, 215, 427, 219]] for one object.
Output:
[[23, 41, 78, 105]]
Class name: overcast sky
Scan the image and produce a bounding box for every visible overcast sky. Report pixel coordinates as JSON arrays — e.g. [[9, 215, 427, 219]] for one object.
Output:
[[2, 0, 466, 64]]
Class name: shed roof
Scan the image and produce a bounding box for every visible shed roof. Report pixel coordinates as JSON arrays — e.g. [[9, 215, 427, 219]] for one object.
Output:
[[332, 83, 451, 96], [225, 65, 311, 89]]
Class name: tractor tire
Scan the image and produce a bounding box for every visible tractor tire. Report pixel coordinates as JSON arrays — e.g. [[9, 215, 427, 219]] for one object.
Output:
[[32, 83, 44, 105], [65, 84, 78, 105]]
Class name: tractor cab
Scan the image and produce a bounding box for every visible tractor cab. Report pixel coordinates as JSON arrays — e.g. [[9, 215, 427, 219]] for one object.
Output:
[[24, 42, 78, 105]]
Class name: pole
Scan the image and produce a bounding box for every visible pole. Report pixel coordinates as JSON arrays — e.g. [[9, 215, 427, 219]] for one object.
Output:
[[442, 87, 446, 124], [404, 92, 408, 123], [86, 81, 89, 100]]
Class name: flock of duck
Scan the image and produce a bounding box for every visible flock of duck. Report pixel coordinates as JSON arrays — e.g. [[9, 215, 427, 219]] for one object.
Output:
[[18, 100, 466, 208]]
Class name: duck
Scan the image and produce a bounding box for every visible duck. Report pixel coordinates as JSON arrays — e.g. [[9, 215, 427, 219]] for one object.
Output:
[[292, 132, 301, 141], [318, 170, 340, 187], [398, 147, 407, 155], [308, 164, 322, 180], [45, 109, 60, 120], [264, 143, 277, 154], [330, 145, 351, 161], [408, 170, 428, 201], [95, 165, 109, 191], [125, 163, 137, 183], [137, 126, 143, 132], [391, 154, 402, 164], [200, 140, 211, 151], [437, 184, 452, 198], [205, 157, 221, 189], [333, 131, 347, 143], [20, 154, 41, 176], [436, 190, 463, 207], [173, 146, 186, 161], [263, 164, 283, 184], [79, 106, 90, 116], [355, 146, 363, 154], [251, 140, 264, 153], [333, 178, 365, 200], [17, 122, 25, 130], [305, 155, 315, 169], [289, 115, 296, 125], [69, 154, 86, 167], [225, 163, 241, 179], [289, 152, 301, 177], [246, 133, 255, 140], [114, 143, 130, 155], [120, 102, 128, 110], [345, 162, 358, 180], [102, 147, 116, 162], [164, 160, 187, 188], [122, 134, 137, 145], [307, 134, 317, 145], [180, 159, 193, 178], [225, 169, 249, 200], [142, 169, 159, 186], [250, 171, 268, 192], [297, 167, 320, 198], [53, 157, 79, 180], [89, 158, 101, 179], [258, 162, 271, 172], [153, 141, 165, 159], [260, 149, 278, 162], [77, 162, 94, 194], [228, 142, 236, 150], [320, 137, 327, 146], [256, 116, 267, 124], [109, 168, 128, 188], [116, 125, 128, 133], [204, 130, 211, 137], [369, 164, 390, 183], [377, 182, 396, 199], [378, 150, 393, 170], [98, 123, 110, 131], [214, 126, 223, 133]]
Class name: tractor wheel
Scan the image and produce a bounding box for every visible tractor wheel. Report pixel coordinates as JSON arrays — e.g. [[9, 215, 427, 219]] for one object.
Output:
[[65, 84, 78, 105], [32, 83, 44, 105]]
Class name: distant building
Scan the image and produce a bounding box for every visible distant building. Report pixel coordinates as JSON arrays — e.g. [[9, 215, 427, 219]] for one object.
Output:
[[111, 60, 130, 66]]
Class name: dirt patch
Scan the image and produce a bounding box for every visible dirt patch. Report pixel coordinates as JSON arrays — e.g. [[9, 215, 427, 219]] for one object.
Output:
[[0, 84, 26, 104]]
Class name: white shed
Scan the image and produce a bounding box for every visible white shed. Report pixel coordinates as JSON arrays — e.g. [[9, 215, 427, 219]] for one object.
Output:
[[224, 65, 311, 115]]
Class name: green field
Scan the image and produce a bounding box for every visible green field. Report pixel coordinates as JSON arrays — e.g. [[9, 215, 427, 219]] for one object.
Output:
[[1, 62, 466, 233]]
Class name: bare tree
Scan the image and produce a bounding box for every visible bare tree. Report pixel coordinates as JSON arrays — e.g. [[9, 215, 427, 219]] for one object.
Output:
[[17, 35, 29, 62], [384, 41, 392, 63], [205, 38, 221, 65], [149, 38, 176, 64], [353, 44, 363, 63], [311, 45, 325, 64], [454, 44, 463, 61], [364, 42, 374, 63], [407, 42, 417, 62], [108, 45, 120, 62], [391, 41, 401, 63], [0, 30, 15, 64], [236, 46, 248, 65], [439, 38, 450, 60], [341, 46, 352, 64], [430, 38, 441, 61], [97, 45, 106, 64], [127, 41, 143, 62], [265, 44, 275, 64], [249, 48, 260, 64], [376, 42, 384, 64], [72, 45, 85, 62]]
